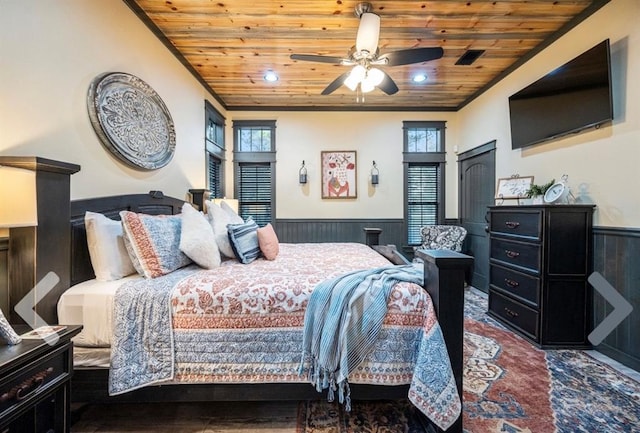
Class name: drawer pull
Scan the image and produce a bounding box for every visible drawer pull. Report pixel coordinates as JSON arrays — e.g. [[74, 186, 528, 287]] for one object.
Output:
[[0, 367, 54, 403], [505, 221, 520, 229], [504, 249, 520, 259], [504, 278, 520, 288], [504, 307, 519, 318]]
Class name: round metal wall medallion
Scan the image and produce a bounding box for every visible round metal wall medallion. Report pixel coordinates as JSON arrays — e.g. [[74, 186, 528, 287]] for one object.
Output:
[[87, 72, 176, 170]]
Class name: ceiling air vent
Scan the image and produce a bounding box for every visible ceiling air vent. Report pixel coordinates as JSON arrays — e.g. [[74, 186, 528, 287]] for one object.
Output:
[[455, 49, 485, 65]]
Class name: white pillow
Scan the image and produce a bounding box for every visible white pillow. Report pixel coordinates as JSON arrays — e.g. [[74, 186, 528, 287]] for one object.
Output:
[[179, 203, 221, 269], [205, 200, 243, 258], [85, 211, 136, 281]]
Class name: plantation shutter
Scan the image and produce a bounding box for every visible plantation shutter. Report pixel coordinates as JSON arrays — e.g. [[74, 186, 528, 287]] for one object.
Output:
[[208, 155, 222, 199], [205, 101, 225, 196], [407, 164, 440, 245], [237, 163, 272, 227]]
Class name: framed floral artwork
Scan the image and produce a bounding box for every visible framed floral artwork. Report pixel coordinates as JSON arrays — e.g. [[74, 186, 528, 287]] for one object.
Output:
[[321, 151, 357, 199]]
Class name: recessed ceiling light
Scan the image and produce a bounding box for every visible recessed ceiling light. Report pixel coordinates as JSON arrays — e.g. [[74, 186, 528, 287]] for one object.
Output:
[[412, 73, 428, 83], [264, 70, 279, 82]]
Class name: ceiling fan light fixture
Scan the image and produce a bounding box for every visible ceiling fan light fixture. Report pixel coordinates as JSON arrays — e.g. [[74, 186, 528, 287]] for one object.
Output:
[[361, 79, 376, 93], [345, 65, 366, 90], [344, 74, 359, 91], [349, 65, 367, 82], [290, 2, 443, 97], [367, 68, 385, 86], [355, 12, 380, 54]]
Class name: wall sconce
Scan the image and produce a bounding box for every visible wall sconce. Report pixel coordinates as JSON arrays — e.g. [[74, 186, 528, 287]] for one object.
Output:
[[299, 160, 307, 184], [371, 161, 379, 185]]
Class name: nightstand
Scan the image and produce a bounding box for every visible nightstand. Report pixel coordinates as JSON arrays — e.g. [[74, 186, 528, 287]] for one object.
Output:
[[0, 325, 81, 432]]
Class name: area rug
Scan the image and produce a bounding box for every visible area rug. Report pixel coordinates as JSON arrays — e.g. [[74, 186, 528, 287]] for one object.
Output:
[[297, 289, 640, 433], [71, 289, 640, 433]]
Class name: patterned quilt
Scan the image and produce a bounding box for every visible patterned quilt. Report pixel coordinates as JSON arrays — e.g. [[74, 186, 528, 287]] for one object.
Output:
[[109, 242, 460, 430]]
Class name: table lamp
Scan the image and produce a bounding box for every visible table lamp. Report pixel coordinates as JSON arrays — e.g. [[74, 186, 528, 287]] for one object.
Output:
[[0, 165, 38, 344]]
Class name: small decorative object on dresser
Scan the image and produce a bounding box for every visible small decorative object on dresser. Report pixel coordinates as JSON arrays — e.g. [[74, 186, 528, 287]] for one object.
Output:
[[524, 178, 555, 205], [0, 325, 82, 431], [495, 175, 533, 205], [0, 310, 21, 345], [487, 204, 595, 348], [543, 175, 573, 204]]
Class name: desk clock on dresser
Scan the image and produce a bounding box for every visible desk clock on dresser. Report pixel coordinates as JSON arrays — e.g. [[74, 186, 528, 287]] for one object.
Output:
[[0, 325, 81, 432], [487, 205, 595, 348]]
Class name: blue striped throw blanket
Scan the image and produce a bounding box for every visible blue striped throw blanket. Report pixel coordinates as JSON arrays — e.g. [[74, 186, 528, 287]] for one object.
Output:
[[299, 264, 424, 410]]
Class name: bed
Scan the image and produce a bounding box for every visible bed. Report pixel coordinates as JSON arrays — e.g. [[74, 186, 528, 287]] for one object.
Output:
[[51, 192, 471, 433]]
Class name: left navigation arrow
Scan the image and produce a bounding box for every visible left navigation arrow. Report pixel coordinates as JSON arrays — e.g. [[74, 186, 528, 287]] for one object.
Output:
[[15, 271, 61, 345]]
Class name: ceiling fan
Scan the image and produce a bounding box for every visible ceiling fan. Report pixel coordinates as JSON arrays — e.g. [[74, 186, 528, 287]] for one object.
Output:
[[290, 2, 443, 96]]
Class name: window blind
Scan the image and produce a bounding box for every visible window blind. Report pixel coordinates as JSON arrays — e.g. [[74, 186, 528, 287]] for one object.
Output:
[[208, 155, 222, 199], [237, 163, 272, 227], [407, 164, 440, 245]]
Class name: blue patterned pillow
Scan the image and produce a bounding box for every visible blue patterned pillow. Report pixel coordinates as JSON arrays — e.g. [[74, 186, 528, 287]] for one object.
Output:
[[227, 218, 261, 264], [120, 211, 192, 278]]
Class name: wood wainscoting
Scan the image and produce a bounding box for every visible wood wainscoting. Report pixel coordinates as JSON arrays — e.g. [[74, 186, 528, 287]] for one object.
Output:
[[275, 219, 405, 252], [593, 227, 640, 372]]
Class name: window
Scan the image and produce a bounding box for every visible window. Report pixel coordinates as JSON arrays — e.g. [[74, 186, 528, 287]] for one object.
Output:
[[232, 120, 276, 226], [403, 121, 446, 246], [205, 101, 225, 198]]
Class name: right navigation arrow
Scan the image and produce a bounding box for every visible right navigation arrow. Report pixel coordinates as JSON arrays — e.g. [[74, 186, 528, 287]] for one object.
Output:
[[587, 272, 634, 346]]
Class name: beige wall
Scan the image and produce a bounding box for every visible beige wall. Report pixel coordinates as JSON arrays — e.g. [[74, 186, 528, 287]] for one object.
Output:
[[226, 111, 458, 219], [457, 0, 640, 228], [0, 0, 223, 201]]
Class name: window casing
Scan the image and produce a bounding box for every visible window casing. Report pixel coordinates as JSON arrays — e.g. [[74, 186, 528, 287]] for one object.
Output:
[[403, 121, 446, 246], [205, 101, 225, 198], [232, 120, 276, 226]]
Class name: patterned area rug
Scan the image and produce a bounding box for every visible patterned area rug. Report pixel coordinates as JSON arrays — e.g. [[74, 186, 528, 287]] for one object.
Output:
[[71, 289, 640, 433], [297, 289, 640, 433], [462, 289, 640, 432], [298, 399, 427, 433]]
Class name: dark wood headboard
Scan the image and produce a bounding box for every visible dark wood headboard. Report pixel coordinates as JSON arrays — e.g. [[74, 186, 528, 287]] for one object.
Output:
[[69, 192, 186, 287]]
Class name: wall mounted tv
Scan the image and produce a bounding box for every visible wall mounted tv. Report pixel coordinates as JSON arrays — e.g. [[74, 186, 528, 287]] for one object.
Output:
[[509, 39, 613, 150]]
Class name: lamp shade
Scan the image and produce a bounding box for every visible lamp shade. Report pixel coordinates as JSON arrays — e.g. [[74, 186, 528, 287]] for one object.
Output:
[[0, 166, 38, 228], [213, 198, 239, 214]]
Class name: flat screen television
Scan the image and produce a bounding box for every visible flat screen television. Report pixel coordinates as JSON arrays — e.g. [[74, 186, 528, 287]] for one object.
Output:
[[509, 39, 613, 150]]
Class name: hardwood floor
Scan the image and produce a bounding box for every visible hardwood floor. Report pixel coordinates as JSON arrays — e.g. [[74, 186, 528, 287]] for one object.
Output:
[[71, 400, 301, 432]]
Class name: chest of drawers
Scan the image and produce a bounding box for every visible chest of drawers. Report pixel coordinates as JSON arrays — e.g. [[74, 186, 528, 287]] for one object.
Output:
[[487, 205, 594, 348]]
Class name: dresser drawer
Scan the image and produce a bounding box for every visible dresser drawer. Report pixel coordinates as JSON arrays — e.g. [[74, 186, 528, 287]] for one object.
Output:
[[0, 343, 70, 418], [490, 264, 540, 307], [489, 290, 539, 341], [490, 210, 542, 240], [490, 238, 541, 274]]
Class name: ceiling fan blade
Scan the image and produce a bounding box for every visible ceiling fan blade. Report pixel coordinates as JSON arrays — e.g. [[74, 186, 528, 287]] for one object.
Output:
[[381, 47, 444, 66], [321, 71, 352, 95], [378, 71, 399, 95], [290, 54, 345, 64]]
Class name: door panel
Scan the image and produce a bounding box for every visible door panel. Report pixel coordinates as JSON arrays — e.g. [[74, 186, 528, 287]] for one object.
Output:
[[459, 142, 496, 292]]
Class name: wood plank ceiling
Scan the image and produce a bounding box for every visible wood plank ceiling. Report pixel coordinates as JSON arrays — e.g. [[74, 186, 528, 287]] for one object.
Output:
[[125, 0, 608, 111]]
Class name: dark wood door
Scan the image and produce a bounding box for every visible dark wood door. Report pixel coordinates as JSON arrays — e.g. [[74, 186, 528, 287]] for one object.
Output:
[[458, 141, 496, 292]]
